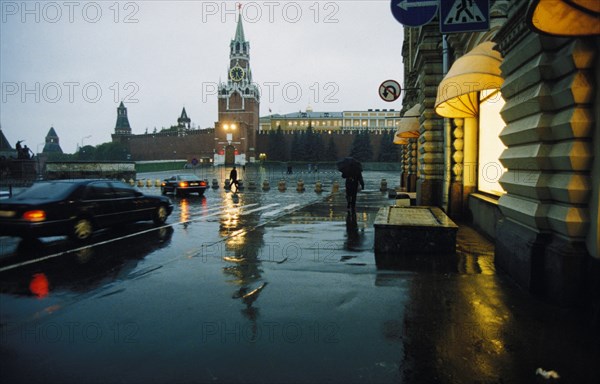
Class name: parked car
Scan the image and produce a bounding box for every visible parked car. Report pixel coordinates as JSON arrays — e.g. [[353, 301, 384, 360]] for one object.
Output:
[[161, 174, 208, 196], [0, 179, 173, 241]]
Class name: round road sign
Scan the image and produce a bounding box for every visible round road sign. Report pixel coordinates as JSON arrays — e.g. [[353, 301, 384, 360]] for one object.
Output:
[[391, 0, 439, 27], [379, 80, 402, 102]]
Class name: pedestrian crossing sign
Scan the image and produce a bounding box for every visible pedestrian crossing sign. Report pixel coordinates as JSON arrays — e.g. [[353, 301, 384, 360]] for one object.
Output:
[[440, 0, 489, 33]]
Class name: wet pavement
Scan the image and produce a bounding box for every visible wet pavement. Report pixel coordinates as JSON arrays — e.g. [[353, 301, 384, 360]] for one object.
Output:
[[1, 166, 599, 383]]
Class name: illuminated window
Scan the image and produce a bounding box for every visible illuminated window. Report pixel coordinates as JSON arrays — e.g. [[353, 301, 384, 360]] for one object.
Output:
[[478, 89, 506, 196]]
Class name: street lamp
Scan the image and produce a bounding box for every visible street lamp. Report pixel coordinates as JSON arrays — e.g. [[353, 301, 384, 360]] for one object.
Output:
[[80, 135, 92, 150]]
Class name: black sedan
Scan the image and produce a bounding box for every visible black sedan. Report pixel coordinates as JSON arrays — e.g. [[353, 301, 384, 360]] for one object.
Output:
[[0, 179, 173, 241], [161, 174, 207, 196]]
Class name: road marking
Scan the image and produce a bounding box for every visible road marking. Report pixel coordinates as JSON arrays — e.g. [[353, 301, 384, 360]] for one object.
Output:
[[241, 203, 279, 215], [262, 204, 300, 217]]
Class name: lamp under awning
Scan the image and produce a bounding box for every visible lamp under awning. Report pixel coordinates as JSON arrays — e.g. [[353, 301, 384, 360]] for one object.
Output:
[[434, 42, 503, 118], [527, 0, 600, 36], [393, 136, 409, 145], [394, 104, 420, 145]]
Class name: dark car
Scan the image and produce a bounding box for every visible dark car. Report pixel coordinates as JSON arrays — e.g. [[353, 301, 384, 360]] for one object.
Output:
[[0, 179, 173, 241], [161, 174, 208, 196]]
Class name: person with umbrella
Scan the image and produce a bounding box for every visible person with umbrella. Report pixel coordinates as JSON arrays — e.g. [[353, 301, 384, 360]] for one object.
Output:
[[337, 157, 365, 214], [229, 166, 239, 193]]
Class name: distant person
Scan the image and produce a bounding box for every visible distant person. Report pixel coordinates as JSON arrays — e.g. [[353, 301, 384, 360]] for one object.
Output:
[[343, 168, 364, 214], [229, 166, 239, 193]]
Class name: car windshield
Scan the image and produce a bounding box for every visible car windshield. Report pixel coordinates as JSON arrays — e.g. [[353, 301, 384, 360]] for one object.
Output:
[[13, 182, 77, 200], [178, 175, 201, 181]]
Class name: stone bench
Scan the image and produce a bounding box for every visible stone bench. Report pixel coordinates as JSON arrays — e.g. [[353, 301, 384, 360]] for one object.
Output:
[[374, 206, 458, 257]]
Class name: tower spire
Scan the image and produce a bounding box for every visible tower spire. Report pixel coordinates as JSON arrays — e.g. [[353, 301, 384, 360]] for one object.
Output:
[[234, 4, 245, 43]]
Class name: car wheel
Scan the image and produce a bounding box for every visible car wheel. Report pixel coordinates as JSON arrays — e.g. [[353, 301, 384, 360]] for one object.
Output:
[[71, 218, 93, 241], [154, 205, 169, 225]]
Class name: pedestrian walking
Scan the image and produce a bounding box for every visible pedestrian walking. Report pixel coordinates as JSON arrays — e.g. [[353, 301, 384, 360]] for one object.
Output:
[[336, 157, 364, 214], [344, 169, 364, 214], [229, 166, 239, 193]]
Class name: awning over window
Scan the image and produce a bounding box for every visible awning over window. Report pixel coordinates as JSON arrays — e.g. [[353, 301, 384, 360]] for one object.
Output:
[[434, 42, 503, 118], [527, 0, 600, 36], [394, 103, 420, 145]]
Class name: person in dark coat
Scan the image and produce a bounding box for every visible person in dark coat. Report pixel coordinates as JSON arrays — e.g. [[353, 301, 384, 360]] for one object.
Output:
[[343, 168, 364, 214], [229, 166, 239, 193]]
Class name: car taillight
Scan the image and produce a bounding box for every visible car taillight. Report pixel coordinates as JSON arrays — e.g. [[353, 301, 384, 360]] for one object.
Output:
[[23, 210, 46, 222], [179, 181, 189, 187], [200, 181, 207, 186], [161, 182, 166, 187]]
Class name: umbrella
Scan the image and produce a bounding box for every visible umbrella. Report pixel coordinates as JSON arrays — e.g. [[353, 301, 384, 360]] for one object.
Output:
[[337, 157, 362, 178]]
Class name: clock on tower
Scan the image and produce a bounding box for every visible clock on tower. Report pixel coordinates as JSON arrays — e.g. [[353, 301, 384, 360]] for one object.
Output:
[[229, 64, 245, 82]]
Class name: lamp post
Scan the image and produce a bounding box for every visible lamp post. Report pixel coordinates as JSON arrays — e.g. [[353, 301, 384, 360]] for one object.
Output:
[[81, 135, 92, 149], [36, 143, 44, 180]]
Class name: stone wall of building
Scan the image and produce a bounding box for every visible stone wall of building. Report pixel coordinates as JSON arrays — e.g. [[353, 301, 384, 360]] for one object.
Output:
[[494, 0, 598, 305], [401, 0, 598, 308]]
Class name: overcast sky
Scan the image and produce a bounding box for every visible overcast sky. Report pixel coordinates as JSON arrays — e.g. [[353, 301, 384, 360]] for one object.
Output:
[[1, 1, 405, 153]]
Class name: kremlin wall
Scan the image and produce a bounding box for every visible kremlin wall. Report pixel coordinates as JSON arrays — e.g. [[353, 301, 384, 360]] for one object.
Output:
[[118, 122, 392, 164]]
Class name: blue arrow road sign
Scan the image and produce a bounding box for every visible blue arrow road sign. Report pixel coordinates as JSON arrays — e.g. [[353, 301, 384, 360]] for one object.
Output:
[[391, 0, 439, 28], [440, 0, 489, 33]]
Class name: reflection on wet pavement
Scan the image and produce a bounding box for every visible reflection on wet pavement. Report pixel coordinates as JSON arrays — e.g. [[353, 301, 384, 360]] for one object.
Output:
[[1, 166, 598, 384]]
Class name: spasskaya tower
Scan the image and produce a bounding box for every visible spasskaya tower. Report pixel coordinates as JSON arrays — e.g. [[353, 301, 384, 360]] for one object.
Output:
[[214, 8, 260, 165]]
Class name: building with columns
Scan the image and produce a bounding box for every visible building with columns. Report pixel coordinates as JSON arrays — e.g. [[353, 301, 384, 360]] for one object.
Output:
[[214, 12, 260, 165], [260, 108, 402, 133], [398, 0, 599, 307]]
